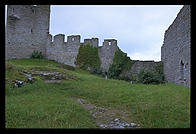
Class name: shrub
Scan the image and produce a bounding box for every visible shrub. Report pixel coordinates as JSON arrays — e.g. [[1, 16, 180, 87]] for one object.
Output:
[[89, 67, 105, 77], [108, 49, 134, 79], [118, 75, 131, 81], [31, 51, 44, 59], [108, 64, 121, 79], [137, 69, 165, 84], [75, 44, 101, 72]]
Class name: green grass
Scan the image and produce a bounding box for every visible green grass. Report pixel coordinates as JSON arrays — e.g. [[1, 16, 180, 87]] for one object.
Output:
[[5, 58, 190, 128]]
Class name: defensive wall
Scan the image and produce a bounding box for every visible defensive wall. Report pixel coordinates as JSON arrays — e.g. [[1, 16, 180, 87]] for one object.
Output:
[[161, 5, 191, 87]]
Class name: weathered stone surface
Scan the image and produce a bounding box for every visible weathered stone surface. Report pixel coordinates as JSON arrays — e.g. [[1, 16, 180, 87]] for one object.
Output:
[[84, 38, 98, 47], [46, 34, 81, 67], [98, 39, 119, 71], [14, 80, 24, 87], [6, 5, 50, 59], [161, 5, 191, 87], [6, 5, 190, 87], [120, 60, 162, 81], [77, 98, 138, 129]]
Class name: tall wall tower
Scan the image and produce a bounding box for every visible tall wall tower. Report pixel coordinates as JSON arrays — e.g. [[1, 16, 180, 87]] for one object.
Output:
[[6, 5, 50, 59], [161, 5, 191, 87]]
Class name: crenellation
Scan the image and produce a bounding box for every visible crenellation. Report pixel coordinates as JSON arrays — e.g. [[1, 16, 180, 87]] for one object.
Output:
[[99, 39, 119, 71], [103, 39, 117, 46], [54, 34, 65, 44], [6, 5, 190, 87], [84, 38, 98, 47], [67, 35, 81, 45]]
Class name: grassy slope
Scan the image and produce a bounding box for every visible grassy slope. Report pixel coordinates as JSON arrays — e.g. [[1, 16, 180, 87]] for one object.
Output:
[[5, 59, 190, 128]]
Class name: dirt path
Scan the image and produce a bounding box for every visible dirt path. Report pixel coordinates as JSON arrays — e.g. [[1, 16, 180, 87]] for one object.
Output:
[[77, 98, 139, 129]]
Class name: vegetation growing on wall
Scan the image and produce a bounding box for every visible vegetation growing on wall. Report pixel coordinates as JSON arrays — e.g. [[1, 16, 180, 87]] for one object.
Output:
[[108, 49, 134, 79], [31, 51, 44, 59], [75, 44, 101, 72]]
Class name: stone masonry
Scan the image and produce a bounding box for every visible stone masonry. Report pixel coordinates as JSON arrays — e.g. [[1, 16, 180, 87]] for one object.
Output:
[[6, 5, 50, 59], [119, 60, 162, 81], [46, 34, 81, 67], [98, 39, 119, 71], [161, 5, 191, 87], [46, 34, 119, 71], [6, 5, 191, 87], [6, 5, 119, 71]]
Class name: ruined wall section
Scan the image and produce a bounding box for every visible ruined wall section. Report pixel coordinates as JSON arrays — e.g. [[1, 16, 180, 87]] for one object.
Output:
[[120, 61, 162, 81], [161, 5, 191, 87], [84, 38, 98, 47], [98, 39, 119, 71], [6, 5, 50, 59], [46, 34, 81, 67]]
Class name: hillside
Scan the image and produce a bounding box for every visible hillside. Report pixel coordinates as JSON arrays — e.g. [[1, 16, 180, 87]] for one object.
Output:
[[5, 59, 190, 128]]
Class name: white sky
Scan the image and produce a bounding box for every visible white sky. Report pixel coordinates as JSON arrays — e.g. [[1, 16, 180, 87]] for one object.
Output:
[[50, 5, 183, 61], [5, 5, 183, 61]]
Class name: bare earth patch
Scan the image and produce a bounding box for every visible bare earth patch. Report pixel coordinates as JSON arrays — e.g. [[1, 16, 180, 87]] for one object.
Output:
[[77, 98, 139, 129]]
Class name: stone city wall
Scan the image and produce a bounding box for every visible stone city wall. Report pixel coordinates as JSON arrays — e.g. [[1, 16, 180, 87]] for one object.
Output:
[[46, 34, 81, 67], [161, 5, 191, 87], [120, 60, 163, 81], [98, 39, 119, 71], [6, 5, 50, 59]]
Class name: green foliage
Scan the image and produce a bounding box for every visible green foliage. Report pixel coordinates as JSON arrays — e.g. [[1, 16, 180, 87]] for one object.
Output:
[[5, 62, 26, 82], [138, 69, 165, 84], [75, 44, 101, 71], [89, 67, 105, 77], [155, 62, 164, 74], [108, 49, 134, 79], [108, 64, 121, 79], [118, 75, 132, 81], [6, 59, 190, 128], [31, 51, 44, 59]]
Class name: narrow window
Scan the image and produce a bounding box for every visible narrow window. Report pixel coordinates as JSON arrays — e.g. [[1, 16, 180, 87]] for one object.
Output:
[[32, 9, 35, 14], [30, 29, 33, 33], [72, 38, 75, 41], [180, 61, 184, 81], [108, 42, 111, 45], [185, 63, 188, 69]]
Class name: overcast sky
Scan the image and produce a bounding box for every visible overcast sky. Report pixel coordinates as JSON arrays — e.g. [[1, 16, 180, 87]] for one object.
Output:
[[5, 5, 183, 61], [50, 5, 183, 61]]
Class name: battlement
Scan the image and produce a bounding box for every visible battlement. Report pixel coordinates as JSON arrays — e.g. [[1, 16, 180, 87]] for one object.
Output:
[[6, 5, 119, 71], [103, 39, 117, 46], [67, 35, 81, 45], [48, 34, 118, 50], [84, 38, 99, 47], [54, 34, 65, 44]]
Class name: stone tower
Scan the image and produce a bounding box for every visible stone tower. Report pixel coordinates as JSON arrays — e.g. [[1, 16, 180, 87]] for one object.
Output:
[[161, 5, 191, 87], [6, 5, 50, 59], [98, 39, 119, 71]]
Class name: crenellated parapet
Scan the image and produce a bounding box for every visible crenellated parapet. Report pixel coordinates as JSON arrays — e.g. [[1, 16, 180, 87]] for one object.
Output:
[[84, 38, 99, 47], [6, 5, 120, 70], [46, 34, 119, 69], [98, 39, 119, 71], [103, 39, 117, 46]]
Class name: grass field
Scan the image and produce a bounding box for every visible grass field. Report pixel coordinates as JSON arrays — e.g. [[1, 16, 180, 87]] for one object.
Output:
[[5, 59, 190, 128]]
